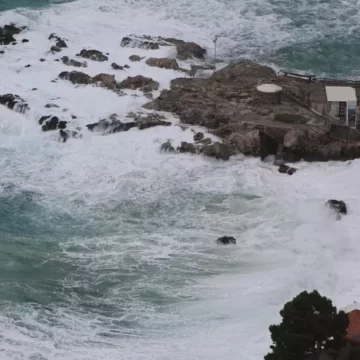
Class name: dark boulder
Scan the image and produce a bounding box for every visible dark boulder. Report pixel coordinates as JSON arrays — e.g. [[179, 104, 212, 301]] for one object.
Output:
[[0, 24, 24, 45], [194, 132, 204, 141], [111, 62, 124, 70], [160, 141, 175, 153], [56, 39, 67, 48], [178, 142, 196, 154], [39, 115, 67, 132], [61, 56, 87, 68], [120, 36, 164, 50], [278, 164, 297, 175], [0, 93, 29, 113], [145, 57, 179, 70], [92, 73, 116, 89], [204, 142, 232, 160], [59, 71, 92, 85], [86, 114, 136, 134], [50, 45, 61, 53], [77, 49, 108, 62], [129, 55, 143, 62], [164, 37, 206, 60], [326, 200, 347, 215], [59, 129, 81, 143], [216, 236, 236, 245], [45, 103, 60, 108], [118, 75, 159, 91], [22, 38, 29, 43]]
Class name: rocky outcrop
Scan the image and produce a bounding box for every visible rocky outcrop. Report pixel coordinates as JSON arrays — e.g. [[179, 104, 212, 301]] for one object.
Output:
[[59, 71, 93, 85], [61, 56, 87, 68], [111, 62, 124, 70], [120, 35, 206, 60], [194, 132, 204, 141], [160, 141, 175, 153], [39, 115, 67, 132], [118, 75, 159, 91], [204, 142, 233, 160], [0, 24, 24, 45], [278, 164, 297, 175], [136, 113, 171, 130], [59, 129, 81, 143], [48, 33, 67, 52], [0, 93, 29, 113], [216, 236, 236, 245], [129, 55, 144, 62], [326, 200, 347, 215], [145, 57, 179, 70], [92, 73, 116, 89], [77, 49, 108, 62], [86, 114, 136, 134]]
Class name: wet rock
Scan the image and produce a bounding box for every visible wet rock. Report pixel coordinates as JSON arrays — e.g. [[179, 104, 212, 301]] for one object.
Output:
[[120, 35, 206, 60], [59, 129, 81, 143], [197, 137, 212, 145], [25, 64, 31, 68], [178, 142, 196, 154], [32, 88, 37, 91], [326, 199, 347, 216], [111, 62, 124, 70], [226, 131, 261, 156], [145, 57, 179, 70], [45, 103, 60, 108], [48, 33, 57, 40], [118, 75, 159, 91], [39, 115, 67, 132], [204, 142, 232, 160], [0, 24, 24, 45], [50, 46, 61, 53], [143, 92, 153, 100], [39, 58, 46, 62], [283, 129, 306, 150], [129, 55, 143, 62], [61, 56, 87, 68], [86, 114, 137, 134], [92, 73, 116, 89], [160, 141, 175, 153], [216, 236, 236, 245], [0, 50, 4, 54], [193, 132, 204, 141], [138, 118, 171, 130], [0, 93, 29, 113], [59, 71, 92, 85], [56, 39, 67, 48], [124, 64, 130, 69], [22, 38, 29, 43], [77, 49, 108, 62], [278, 164, 297, 175]]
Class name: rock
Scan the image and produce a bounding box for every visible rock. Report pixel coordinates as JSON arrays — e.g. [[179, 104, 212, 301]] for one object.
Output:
[[111, 62, 124, 70], [160, 141, 175, 153], [61, 56, 87, 68], [25, 64, 31, 68], [0, 24, 24, 45], [133, 112, 171, 130], [120, 35, 206, 60], [50, 45, 61, 53], [326, 200, 347, 216], [283, 129, 306, 150], [216, 236, 236, 245], [92, 73, 116, 89], [39, 58, 46, 62], [145, 57, 179, 70], [56, 39, 67, 48], [193, 132, 204, 141], [0, 50, 4, 54], [226, 131, 261, 156], [278, 164, 297, 175], [124, 64, 130, 69], [143, 92, 153, 100], [45, 103, 60, 108], [59, 71, 92, 85], [39, 115, 67, 131], [48, 33, 57, 40], [178, 142, 196, 154], [77, 49, 108, 62], [22, 38, 29, 43], [118, 75, 159, 91], [204, 142, 232, 160], [197, 137, 212, 145], [129, 55, 143, 62], [59, 129, 81, 143], [86, 114, 137, 134], [0, 93, 29, 113]]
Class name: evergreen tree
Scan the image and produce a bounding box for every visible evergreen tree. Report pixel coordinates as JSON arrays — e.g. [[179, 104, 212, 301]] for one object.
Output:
[[265, 290, 349, 360]]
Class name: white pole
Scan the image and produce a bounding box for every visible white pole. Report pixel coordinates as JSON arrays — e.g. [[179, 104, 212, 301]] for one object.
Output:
[[213, 35, 218, 73]]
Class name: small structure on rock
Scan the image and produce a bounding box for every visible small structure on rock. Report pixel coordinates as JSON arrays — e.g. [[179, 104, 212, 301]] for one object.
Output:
[[256, 83, 283, 104]]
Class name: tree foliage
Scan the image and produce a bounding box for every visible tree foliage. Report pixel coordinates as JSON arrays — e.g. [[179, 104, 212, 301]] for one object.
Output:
[[265, 290, 349, 360]]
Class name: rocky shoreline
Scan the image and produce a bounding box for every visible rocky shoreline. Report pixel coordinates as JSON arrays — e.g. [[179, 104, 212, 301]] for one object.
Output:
[[2, 24, 360, 169]]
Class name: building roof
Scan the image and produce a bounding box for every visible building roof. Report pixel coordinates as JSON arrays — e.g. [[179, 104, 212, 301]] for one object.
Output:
[[325, 86, 357, 102]]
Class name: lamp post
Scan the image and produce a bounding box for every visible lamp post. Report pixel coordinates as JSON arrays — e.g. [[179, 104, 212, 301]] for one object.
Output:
[[213, 35, 218, 73]]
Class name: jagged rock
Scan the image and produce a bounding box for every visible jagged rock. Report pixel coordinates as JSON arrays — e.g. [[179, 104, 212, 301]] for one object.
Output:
[[160, 141, 175, 153], [120, 35, 206, 60], [278, 164, 297, 175], [48, 33, 57, 40], [129, 55, 143, 62], [216, 236, 236, 245], [92, 73, 116, 89], [50, 46, 61, 53], [118, 75, 159, 91], [204, 142, 232, 160], [56, 39, 67, 48], [111, 62, 124, 70], [226, 130, 260, 156], [61, 56, 87, 68], [77, 49, 108, 62], [45, 103, 60, 108], [326, 200, 347, 216], [59, 129, 81, 143], [145, 57, 179, 70], [143, 92, 153, 100], [22, 39, 29, 43], [193, 132, 204, 141], [86, 114, 136, 134], [59, 71, 92, 85], [283, 129, 306, 150], [39, 115, 67, 132], [197, 137, 212, 145], [25, 64, 31, 68], [40, 58, 46, 62], [0, 93, 29, 113], [178, 142, 196, 154], [0, 24, 24, 45]]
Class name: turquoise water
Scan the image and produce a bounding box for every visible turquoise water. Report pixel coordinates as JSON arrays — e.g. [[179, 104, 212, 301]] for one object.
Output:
[[0, 0, 71, 11]]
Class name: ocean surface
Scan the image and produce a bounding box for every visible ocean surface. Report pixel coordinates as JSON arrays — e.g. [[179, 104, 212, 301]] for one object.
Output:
[[1, 1, 360, 359]]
